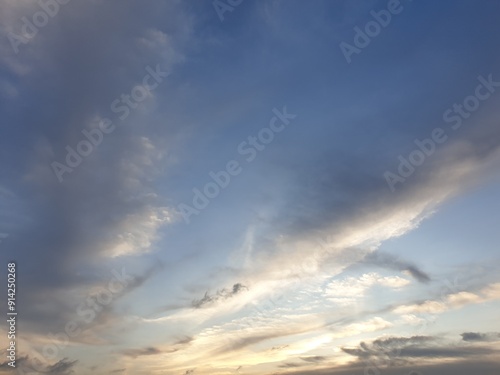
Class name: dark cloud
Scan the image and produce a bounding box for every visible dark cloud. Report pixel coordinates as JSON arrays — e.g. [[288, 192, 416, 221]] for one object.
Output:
[[121, 346, 162, 358], [18, 262, 163, 341], [362, 252, 431, 283], [342, 335, 497, 366], [270, 345, 290, 351], [300, 356, 327, 363], [278, 356, 327, 369], [280, 362, 304, 368], [7, 357, 78, 375], [372, 336, 435, 348], [109, 369, 126, 374], [273, 359, 500, 375], [192, 283, 248, 308], [0, 0, 190, 345], [45, 358, 78, 375], [461, 332, 500, 342], [174, 336, 194, 345], [462, 332, 487, 341], [399, 346, 495, 358]]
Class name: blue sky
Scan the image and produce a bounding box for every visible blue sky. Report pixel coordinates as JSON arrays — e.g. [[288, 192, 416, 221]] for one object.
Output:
[[1, 1, 500, 374]]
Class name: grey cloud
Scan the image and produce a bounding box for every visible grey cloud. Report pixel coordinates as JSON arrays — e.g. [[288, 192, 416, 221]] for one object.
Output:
[[45, 359, 79, 375], [273, 359, 500, 375], [362, 251, 431, 283], [340, 335, 435, 360], [0, 0, 191, 346], [19, 263, 163, 340], [372, 336, 435, 348], [399, 346, 495, 358], [342, 335, 497, 364], [121, 346, 162, 358], [279, 362, 304, 368], [461, 332, 500, 342], [192, 283, 248, 308], [300, 356, 327, 363], [174, 336, 194, 345], [462, 332, 487, 341], [8, 357, 78, 375]]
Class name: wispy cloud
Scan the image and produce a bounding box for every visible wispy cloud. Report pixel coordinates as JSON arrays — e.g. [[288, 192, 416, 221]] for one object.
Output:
[[192, 283, 249, 309]]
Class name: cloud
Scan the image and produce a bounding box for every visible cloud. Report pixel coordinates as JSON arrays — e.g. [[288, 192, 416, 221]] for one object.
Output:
[[192, 283, 248, 308], [4, 357, 78, 375], [280, 362, 305, 368], [342, 334, 498, 366], [0, 0, 195, 356], [325, 272, 410, 306], [394, 300, 448, 315], [398, 346, 495, 358], [331, 317, 393, 338], [372, 335, 435, 349], [121, 346, 162, 358], [266, 360, 500, 375], [340, 335, 434, 362], [461, 332, 500, 342], [1, 2, 500, 375], [174, 336, 194, 345], [362, 252, 431, 283], [214, 332, 292, 355], [41, 358, 78, 375], [394, 282, 500, 315], [300, 356, 327, 363]]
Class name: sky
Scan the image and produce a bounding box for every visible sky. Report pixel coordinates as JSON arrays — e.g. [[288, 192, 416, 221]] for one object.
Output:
[[0, 0, 500, 374]]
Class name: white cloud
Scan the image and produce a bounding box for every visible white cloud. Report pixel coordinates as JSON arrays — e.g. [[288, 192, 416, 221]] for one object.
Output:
[[105, 205, 175, 257], [394, 282, 500, 315], [332, 317, 393, 339], [325, 273, 410, 306]]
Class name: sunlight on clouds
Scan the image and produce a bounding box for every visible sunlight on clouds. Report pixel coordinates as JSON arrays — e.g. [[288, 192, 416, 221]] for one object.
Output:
[[332, 317, 393, 339], [394, 300, 448, 315], [105, 206, 175, 257], [447, 291, 482, 306], [394, 282, 500, 315], [325, 273, 410, 306], [481, 283, 500, 300]]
